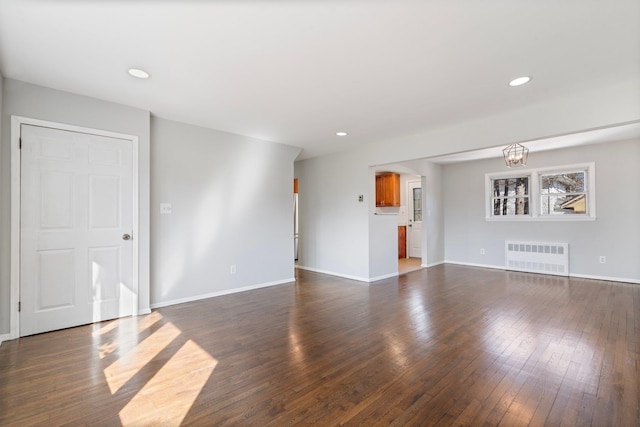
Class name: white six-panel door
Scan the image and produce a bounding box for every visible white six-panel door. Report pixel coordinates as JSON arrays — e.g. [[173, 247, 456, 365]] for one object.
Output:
[[20, 124, 135, 336]]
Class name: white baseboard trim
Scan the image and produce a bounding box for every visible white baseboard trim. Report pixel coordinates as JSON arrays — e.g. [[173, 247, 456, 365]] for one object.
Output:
[[0, 333, 13, 346], [423, 261, 445, 268], [444, 260, 506, 270], [150, 277, 296, 309], [296, 265, 400, 283], [444, 261, 639, 285], [137, 308, 152, 315], [296, 265, 370, 283], [369, 272, 399, 282], [297, 262, 639, 286], [569, 273, 640, 285]]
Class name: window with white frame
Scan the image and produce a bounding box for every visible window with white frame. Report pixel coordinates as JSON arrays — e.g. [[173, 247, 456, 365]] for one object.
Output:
[[486, 163, 595, 220], [490, 176, 530, 216], [539, 170, 587, 216]]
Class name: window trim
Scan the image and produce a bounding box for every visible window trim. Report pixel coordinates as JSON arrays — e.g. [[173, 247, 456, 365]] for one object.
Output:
[[489, 175, 531, 218], [485, 162, 596, 221]]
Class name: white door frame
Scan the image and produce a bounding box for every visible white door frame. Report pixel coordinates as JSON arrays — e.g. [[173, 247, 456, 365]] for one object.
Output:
[[9, 115, 140, 340], [407, 179, 423, 259]]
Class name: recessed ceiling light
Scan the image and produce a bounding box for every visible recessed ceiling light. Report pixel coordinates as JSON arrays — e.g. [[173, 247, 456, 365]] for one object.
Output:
[[128, 68, 150, 79], [509, 76, 531, 87], [336, 132, 348, 136]]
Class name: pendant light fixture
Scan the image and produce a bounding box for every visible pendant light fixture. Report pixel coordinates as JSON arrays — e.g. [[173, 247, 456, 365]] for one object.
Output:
[[504, 75, 532, 167], [502, 142, 529, 167]]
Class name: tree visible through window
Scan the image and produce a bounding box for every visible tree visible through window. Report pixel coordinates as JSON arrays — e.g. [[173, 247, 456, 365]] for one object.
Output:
[[486, 163, 595, 220], [491, 177, 529, 216], [540, 171, 586, 215]]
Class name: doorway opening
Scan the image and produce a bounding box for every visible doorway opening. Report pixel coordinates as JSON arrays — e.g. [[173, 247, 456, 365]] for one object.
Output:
[[373, 165, 424, 276], [402, 178, 423, 274]]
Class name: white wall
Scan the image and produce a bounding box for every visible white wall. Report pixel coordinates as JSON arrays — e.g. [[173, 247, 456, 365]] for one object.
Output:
[[369, 213, 399, 280], [294, 78, 640, 281], [150, 117, 300, 307], [0, 79, 303, 336], [0, 79, 151, 336], [0, 73, 5, 336], [295, 149, 370, 280], [421, 162, 444, 266], [443, 139, 640, 282]]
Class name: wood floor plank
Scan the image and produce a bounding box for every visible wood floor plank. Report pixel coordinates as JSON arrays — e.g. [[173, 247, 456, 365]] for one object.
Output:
[[1, 265, 638, 426]]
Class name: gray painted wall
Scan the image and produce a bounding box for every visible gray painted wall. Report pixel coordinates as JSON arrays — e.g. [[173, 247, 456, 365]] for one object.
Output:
[[1, 76, 638, 334], [294, 78, 639, 281], [0, 79, 302, 337], [0, 79, 151, 335], [422, 162, 444, 266], [0, 74, 5, 332], [295, 148, 370, 280], [368, 213, 398, 280], [443, 139, 640, 281], [150, 117, 300, 306]]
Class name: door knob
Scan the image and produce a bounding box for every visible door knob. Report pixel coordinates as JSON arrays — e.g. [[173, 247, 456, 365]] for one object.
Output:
[[122, 234, 132, 241]]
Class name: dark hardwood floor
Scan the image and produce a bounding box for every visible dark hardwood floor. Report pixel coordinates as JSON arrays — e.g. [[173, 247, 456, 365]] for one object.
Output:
[[1, 265, 638, 426]]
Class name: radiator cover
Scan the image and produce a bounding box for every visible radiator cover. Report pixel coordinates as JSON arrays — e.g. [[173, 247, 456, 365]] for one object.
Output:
[[505, 241, 569, 277]]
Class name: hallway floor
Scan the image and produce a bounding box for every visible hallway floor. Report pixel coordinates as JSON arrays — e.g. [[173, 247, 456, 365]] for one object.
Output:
[[399, 257, 423, 274]]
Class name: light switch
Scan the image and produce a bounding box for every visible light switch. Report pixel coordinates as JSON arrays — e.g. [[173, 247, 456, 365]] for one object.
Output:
[[160, 203, 172, 214]]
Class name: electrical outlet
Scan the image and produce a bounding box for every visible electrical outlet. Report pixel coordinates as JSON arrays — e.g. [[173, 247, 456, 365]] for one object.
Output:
[[599, 256, 606, 264], [230, 264, 237, 274], [480, 248, 486, 255]]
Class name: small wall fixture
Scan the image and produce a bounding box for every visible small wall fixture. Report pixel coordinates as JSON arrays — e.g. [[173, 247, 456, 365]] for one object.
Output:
[[503, 142, 529, 167]]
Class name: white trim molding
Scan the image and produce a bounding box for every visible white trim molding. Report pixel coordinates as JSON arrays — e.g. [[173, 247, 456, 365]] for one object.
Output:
[[0, 334, 11, 347], [9, 116, 141, 341], [486, 162, 596, 221], [445, 260, 639, 285], [295, 265, 371, 283], [369, 272, 400, 282], [150, 278, 296, 309], [569, 273, 640, 285], [444, 260, 506, 271], [296, 265, 402, 283], [423, 261, 444, 268]]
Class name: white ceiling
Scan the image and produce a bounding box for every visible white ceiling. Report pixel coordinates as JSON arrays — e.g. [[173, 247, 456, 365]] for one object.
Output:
[[1, 1, 639, 160]]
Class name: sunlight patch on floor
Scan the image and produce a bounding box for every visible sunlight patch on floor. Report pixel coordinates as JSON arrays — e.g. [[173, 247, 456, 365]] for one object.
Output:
[[95, 312, 164, 359], [118, 339, 217, 426], [93, 311, 163, 337], [104, 322, 182, 394], [92, 319, 121, 337]]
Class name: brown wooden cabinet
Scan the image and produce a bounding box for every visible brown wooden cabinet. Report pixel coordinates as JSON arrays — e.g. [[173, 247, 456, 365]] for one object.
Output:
[[376, 172, 400, 207], [398, 226, 407, 259]]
